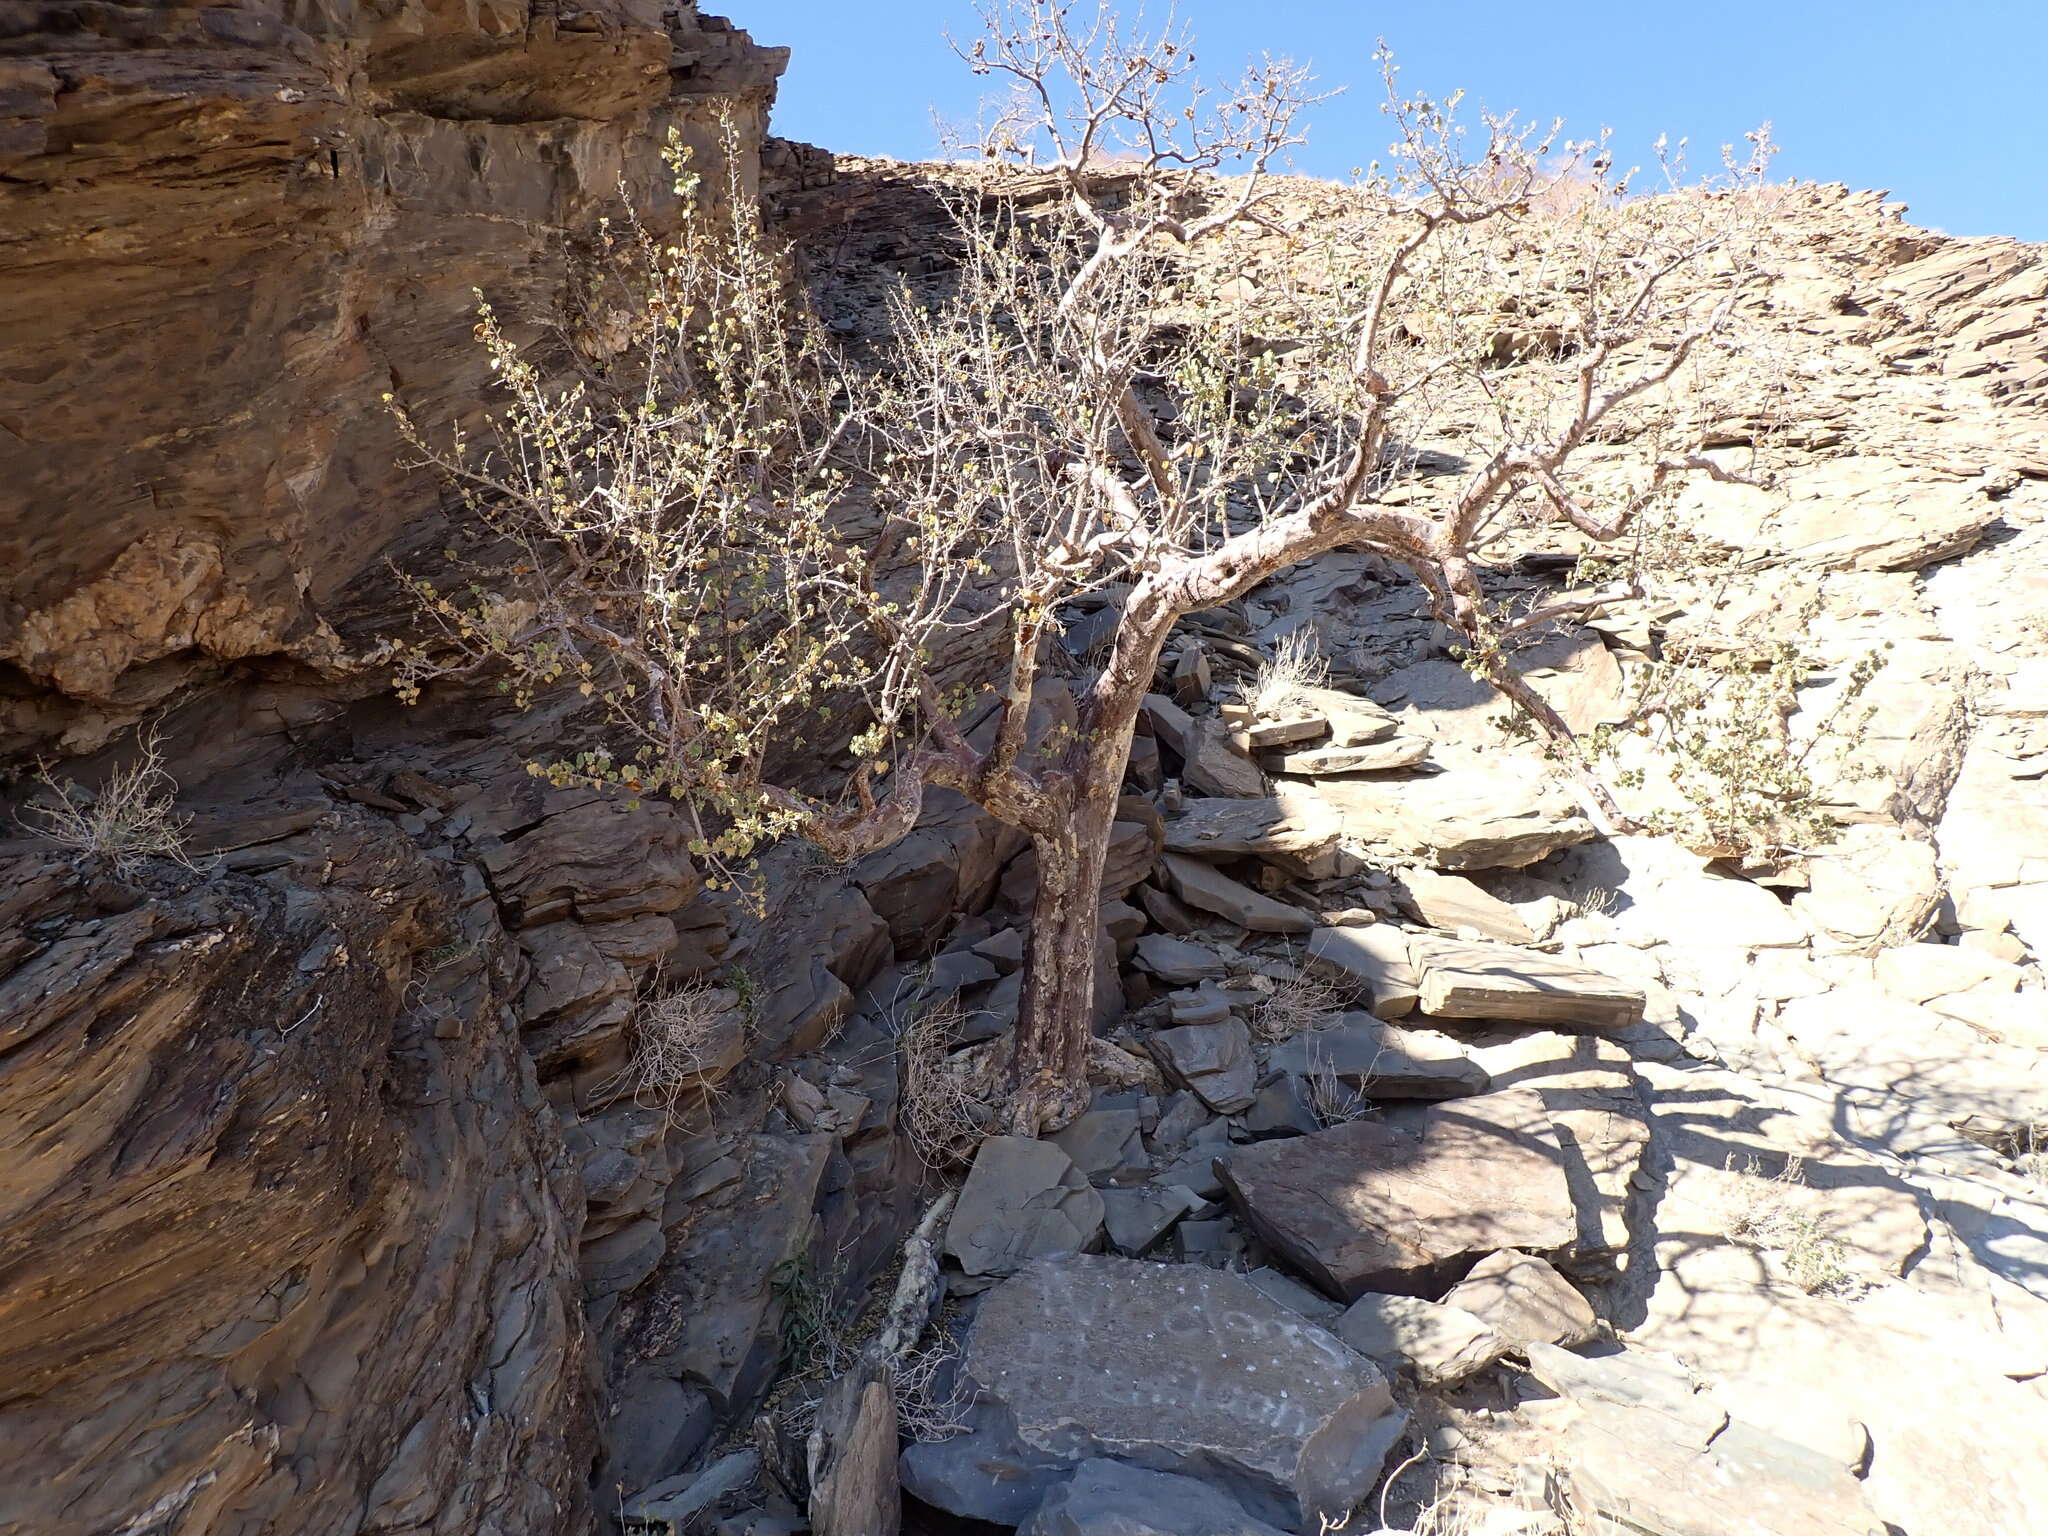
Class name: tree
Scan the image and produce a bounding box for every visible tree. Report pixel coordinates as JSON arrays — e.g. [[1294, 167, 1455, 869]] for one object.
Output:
[[392, 0, 1774, 1134]]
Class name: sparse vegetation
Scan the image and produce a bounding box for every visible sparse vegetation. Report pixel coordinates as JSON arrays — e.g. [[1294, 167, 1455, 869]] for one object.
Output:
[[894, 993, 999, 1170], [1722, 1154, 1858, 1295], [1251, 966, 1350, 1041], [22, 725, 192, 876]]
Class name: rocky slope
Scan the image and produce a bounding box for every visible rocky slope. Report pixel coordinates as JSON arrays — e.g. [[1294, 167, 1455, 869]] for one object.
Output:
[[3, 16, 2048, 1536]]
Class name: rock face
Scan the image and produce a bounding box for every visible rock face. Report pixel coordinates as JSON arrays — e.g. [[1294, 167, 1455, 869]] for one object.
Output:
[[0, 2, 789, 758], [920, 1255, 1407, 1529], [0, 828, 591, 1534]]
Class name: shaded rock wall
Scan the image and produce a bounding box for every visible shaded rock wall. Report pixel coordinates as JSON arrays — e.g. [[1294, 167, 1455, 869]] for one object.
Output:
[[0, 5, 815, 1533], [0, 0, 788, 757], [0, 815, 592, 1534]]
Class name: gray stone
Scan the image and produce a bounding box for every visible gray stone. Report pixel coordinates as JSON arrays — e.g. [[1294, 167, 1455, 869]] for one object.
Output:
[[607, 1374, 715, 1499], [1219, 1091, 1581, 1299], [1269, 1014, 1490, 1100], [1160, 853, 1314, 933], [1020, 1458, 1291, 1536], [1241, 1074, 1322, 1139], [1147, 1019, 1258, 1113], [1872, 940, 2021, 1002], [1051, 1110, 1152, 1186], [1100, 1185, 1200, 1256], [1176, 1216, 1251, 1267], [623, 1450, 760, 1532], [1442, 1250, 1598, 1348], [1521, 1342, 1721, 1436], [1133, 933, 1227, 985], [1262, 736, 1432, 776], [1305, 925, 1419, 1018], [1168, 986, 1233, 1026], [974, 926, 1027, 973], [959, 1255, 1408, 1529], [1413, 938, 1644, 1031], [1160, 795, 1345, 881], [946, 1137, 1106, 1277], [927, 949, 1001, 994], [1333, 1293, 1506, 1387], [899, 1403, 1073, 1527], [1151, 1090, 1215, 1150], [1559, 1399, 1886, 1536], [1242, 1266, 1345, 1324], [1304, 757, 1596, 870], [1155, 1120, 1232, 1200], [1398, 869, 1535, 943], [1146, 695, 1268, 798]]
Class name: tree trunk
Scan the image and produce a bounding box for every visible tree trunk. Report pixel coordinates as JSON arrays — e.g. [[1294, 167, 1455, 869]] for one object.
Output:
[[1007, 809, 1111, 1135], [1005, 608, 1176, 1135]]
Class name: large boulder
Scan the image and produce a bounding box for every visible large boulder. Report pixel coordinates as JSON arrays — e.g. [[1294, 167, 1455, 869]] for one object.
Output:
[[1020, 1459, 1291, 1536], [1219, 1091, 1583, 1298], [905, 1255, 1407, 1530]]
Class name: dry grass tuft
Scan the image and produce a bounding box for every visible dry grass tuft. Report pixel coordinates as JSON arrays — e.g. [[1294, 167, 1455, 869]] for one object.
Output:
[[893, 1322, 973, 1444], [1248, 627, 1330, 719], [25, 727, 192, 876]]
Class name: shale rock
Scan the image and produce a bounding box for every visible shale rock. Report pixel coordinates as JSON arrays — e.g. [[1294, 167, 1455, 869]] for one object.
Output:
[[1220, 1091, 1582, 1299], [918, 1254, 1408, 1530]]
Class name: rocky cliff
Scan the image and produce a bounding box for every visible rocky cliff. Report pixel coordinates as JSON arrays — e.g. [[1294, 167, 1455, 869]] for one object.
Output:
[[5, 10, 2048, 1536], [0, 7, 812, 1534], [0, 0, 786, 759]]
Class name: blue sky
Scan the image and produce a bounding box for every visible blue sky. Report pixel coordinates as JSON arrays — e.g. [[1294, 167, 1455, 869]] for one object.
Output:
[[727, 1, 2046, 240]]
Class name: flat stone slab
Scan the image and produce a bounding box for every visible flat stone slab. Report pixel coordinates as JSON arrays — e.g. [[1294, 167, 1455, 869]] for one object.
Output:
[[946, 1136, 1105, 1277], [1161, 852, 1313, 933], [1303, 760, 1595, 870], [1399, 869, 1535, 944], [956, 1255, 1407, 1530], [1305, 925, 1419, 1018], [1132, 933, 1227, 985], [1262, 736, 1432, 776], [1220, 1090, 1581, 1299], [1335, 1293, 1505, 1387], [1413, 938, 1644, 1031], [1146, 695, 1267, 798], [1147, 1018, 1258, 1113], [1268, 1014, 1490, 1100], [1444, 1249, 1599, 1348], [1160, 794, 1345, 881]]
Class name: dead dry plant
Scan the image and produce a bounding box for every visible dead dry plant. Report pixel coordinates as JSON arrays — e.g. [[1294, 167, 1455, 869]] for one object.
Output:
[[24, 726, 193, 876], [627, 979, 742, 1128], [896, 994, 1000, 1171], [1251, 966, 1350, 1041]]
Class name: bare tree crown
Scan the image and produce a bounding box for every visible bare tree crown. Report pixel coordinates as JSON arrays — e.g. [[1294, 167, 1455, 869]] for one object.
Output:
[[391, 0, 1776, 1125]]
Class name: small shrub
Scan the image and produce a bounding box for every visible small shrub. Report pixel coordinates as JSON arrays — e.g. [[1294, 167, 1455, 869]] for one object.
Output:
[[24, 726, 192, 876], [894, 1322, 972, 1443], [1722, 1154, 1857, 1295], [1251, 967, 1350, 1041]]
